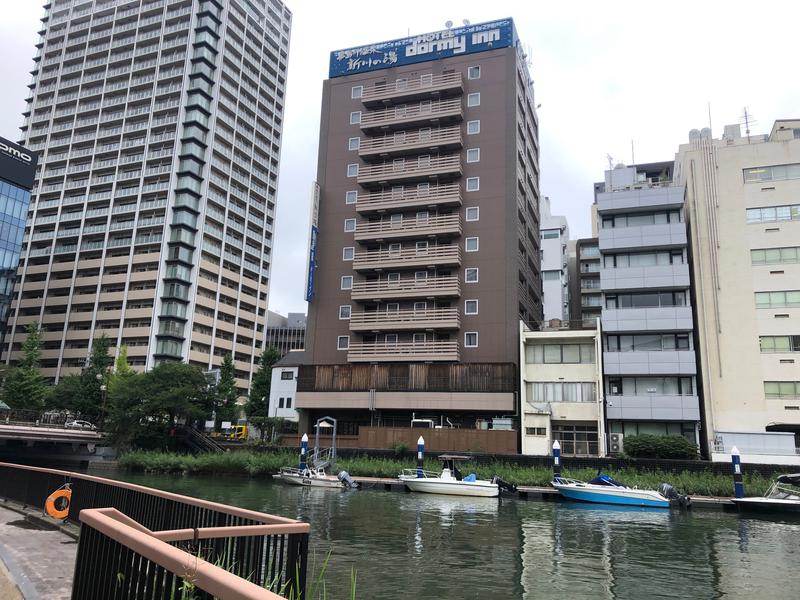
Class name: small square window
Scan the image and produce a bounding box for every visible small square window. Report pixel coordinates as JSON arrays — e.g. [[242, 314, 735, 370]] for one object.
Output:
[[345, 190, 358, 204], [468, 66, 480, 80], [340, 276, 353, 289], [342, 246, 354, 260], [281, 371, 293, 380], [464, 331, 478, 347], [467, 120, 480, 135], [344, 218, 356, 232], [351, 85, 363, 99], [465, 299, 478, 315], [466, 148, 480, 163], [285, 397, 292, 408], [337, 335, 350, 350], [339, 305, 351, 319], [347, 163, 358, 177], [466, 207, 479, 221], [465, 268, 479, 283], [348, 137, 360, 151], [465, 237, 479, 252], [385, 333, 398, 344], [467, 92, 481, 107], [350, 111, 361, 124], [466, 177, 480, 192]]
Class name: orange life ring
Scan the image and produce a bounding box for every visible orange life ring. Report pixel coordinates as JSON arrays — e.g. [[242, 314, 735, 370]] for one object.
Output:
[[45, 485, 72, 520]]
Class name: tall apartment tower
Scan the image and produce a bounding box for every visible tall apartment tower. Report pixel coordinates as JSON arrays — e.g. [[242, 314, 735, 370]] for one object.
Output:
[[6, 0, 291, 393], [597, 162, 701, 447], [298, 19, 541, 432], [539, 196, 569, 322], [675, 121, 800, 462]]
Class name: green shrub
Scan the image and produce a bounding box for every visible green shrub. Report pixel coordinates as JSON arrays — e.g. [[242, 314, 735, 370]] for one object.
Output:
[[388, 441, 409, 456], [624, 434, 699, 460]]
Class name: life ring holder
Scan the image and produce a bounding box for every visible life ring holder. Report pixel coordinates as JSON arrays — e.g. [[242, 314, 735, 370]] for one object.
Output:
[[44, 483, 72, 520]]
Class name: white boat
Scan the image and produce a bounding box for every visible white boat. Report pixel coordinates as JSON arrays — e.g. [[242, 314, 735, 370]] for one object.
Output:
[[732, 473, 800, 513], [398, 455, 515, 498], [551, 474, 688, 509], [273, 466, 352, 489]]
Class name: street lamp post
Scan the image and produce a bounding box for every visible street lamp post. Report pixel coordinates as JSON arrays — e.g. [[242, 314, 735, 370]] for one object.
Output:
[[96, 373, 108, 429]]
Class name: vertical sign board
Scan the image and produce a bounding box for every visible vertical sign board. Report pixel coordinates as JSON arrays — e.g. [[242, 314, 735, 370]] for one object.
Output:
[[305, 182, 321, 302], [0, 136, 38, 190], [329, 18, 516, 78]]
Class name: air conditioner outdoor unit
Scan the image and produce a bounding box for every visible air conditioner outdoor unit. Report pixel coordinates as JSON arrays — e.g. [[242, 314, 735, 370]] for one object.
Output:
[[609, 433, 624, 455]]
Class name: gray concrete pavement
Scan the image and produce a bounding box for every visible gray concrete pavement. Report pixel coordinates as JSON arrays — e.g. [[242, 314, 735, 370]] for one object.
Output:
[[0, 506, 77, 600]]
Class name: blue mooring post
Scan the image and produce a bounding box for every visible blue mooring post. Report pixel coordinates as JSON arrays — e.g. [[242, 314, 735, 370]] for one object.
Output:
[[299, 433, 308, 471], [731, 445, 744, 499], [552, 440, 561, 480], [416, 436, 425, 478]]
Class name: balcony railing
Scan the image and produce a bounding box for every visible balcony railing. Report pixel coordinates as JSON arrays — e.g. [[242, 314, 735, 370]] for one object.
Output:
[[354, 213, 461, 242], [347, 340, 459, 362], [357, 154, 461, 186], [359, 126, 462, 159], [360, 97, 463, 131], [349, 307, 460, 331], [356, 182, 461, 214], [360, 71, 463, 105], [353, 244, 460, 271], [351, 275, 460, 301]]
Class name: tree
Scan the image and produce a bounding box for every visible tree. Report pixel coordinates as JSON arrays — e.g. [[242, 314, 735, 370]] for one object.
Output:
[[2, 322, 47, 411], [107, 345, 136, 418], [213, 353, 238, 430], [45, 374, 85, 413], [106, 362, 212, 450], [244, 347, 281, 438], [79, 335, 114, 419], [113, 345, 136, 378]]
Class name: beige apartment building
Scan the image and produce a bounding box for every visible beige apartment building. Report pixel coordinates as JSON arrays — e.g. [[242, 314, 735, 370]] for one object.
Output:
[[297, 19, 542, 432], [675, 120, 800, 463], [6, 0, 292, 393]]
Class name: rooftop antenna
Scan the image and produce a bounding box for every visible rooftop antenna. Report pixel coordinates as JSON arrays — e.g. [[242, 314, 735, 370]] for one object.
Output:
[[462, 19, 471, 26], [741, 107, 757, 143], [606, 154, 614, 171], [631, 139, 635, 166], [445, 20, 453, 29]]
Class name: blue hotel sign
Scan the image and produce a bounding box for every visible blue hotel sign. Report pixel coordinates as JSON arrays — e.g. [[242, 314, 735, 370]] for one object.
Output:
[[305, 225, 319, 302], [329, 19, 516, 78]]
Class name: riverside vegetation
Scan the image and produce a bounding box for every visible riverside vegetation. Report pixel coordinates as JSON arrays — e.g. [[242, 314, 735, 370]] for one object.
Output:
[[118, 449, 775, 497]]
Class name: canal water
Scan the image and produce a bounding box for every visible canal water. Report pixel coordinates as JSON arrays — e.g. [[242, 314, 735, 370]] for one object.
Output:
[[109, 471, 800, 599]]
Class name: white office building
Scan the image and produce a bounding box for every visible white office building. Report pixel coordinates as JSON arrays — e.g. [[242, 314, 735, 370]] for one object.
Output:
[[539, 196, 569, 323]]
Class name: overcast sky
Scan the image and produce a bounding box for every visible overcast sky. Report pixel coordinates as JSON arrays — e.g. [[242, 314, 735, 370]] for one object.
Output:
[[1, 1, 798, 317]]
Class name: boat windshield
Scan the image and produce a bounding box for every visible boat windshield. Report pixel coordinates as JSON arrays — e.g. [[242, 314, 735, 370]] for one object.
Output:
[[777, 473, 800, 486]]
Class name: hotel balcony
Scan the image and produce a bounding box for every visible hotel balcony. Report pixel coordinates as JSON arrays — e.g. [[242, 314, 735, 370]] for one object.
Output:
[[357, 155, 461, 187], [360, 98, 463, 132], [360, 71, 463, 106], [351, 275, 460, 302], [606, 394, 700, 421], [347, 340, 459, 362], [353, 245, 460, 271], [355, 183, 462, 215], [354, 213, 461, 242], [358, 126, 462, 160], [349, 307, 460, 332]]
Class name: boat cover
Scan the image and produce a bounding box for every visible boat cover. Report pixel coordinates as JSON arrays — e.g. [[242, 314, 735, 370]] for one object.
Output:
[[588, 473, 627, 487], [777, 473, 800, 485]]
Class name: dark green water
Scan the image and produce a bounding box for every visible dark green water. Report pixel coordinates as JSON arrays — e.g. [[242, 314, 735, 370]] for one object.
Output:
[[106, 471, 800, 599]]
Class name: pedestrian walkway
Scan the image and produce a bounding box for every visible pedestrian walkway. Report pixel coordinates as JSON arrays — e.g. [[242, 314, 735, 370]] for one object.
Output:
[[0, 505, 77, 600]]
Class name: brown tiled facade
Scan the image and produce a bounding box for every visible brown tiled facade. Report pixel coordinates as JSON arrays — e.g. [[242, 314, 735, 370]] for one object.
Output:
[[299, 23, 541, 429]]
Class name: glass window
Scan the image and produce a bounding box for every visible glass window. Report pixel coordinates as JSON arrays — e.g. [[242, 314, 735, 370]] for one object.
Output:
[[562, 345, 580, 363], [466, 207, 479, 221], [464, 332, 478, 347], [466, 177, 480, 192], [466, 148, 480, 163], [349, 111, 361, 124], [339, 305, 351, 319], [342, 246, 354, 261], [465, 237, 479, 252], [347, 163, 358, 177], [345, 190, 358, 204], [337, 336, 349, 350], [467, 92, 480, 107], [351, 85, 363, 99], [465, 299, 478, 315], [468, 66, 480, 80], [465, 268, 478, 283], [543, 344, 561, 363], [467, 120, 480, 135], [340, 276, 353, 289], [348, 137, 360, 151], [344, 218, 356, 232]]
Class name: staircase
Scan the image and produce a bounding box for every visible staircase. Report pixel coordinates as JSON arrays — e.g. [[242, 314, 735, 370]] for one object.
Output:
[[180, 426, 225, 454]]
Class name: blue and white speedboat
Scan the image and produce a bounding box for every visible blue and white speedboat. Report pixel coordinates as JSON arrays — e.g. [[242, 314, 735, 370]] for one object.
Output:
[[551, 474, 688, 509]]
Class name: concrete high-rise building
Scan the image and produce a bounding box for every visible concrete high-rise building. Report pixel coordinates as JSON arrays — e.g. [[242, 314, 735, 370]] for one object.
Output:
[[539, 196, 569, 322], [675, 121, 800, 463], [0, 137, 39, 340], [265, 310, 305, 357], [297, 19, 541, 432], [597, 162, 701, 448], [569, 237, 600, 328], [6, 0, 291, 394]]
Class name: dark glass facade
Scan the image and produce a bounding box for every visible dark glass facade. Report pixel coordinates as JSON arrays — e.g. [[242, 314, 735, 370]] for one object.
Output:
[[0, 180, 29, 324]]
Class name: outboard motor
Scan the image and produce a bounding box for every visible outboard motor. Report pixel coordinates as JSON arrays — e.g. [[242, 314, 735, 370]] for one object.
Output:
[[338, 470, 359, 489], [492, 475, 517, 494], [658, 482, 691, 508]]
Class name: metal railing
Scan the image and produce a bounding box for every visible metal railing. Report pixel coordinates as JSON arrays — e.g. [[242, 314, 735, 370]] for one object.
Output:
[[358, 126, 462, 157], [357, 154, 462, 185], [360, 98, 463, 130], [354, 213, 461, 241], [0, 462, 309, 599], [351, 275, 460, 300], [360, 71, 463, 104], [349, 307, 460, 331], [347, 340, 459, 362], [355, 182, 462, 213], [352, 244, 460, 270]]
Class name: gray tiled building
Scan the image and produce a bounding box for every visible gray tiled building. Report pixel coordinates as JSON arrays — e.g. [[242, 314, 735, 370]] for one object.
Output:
[[596, 162, 700, 445], [6, 0, 291, 394]]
